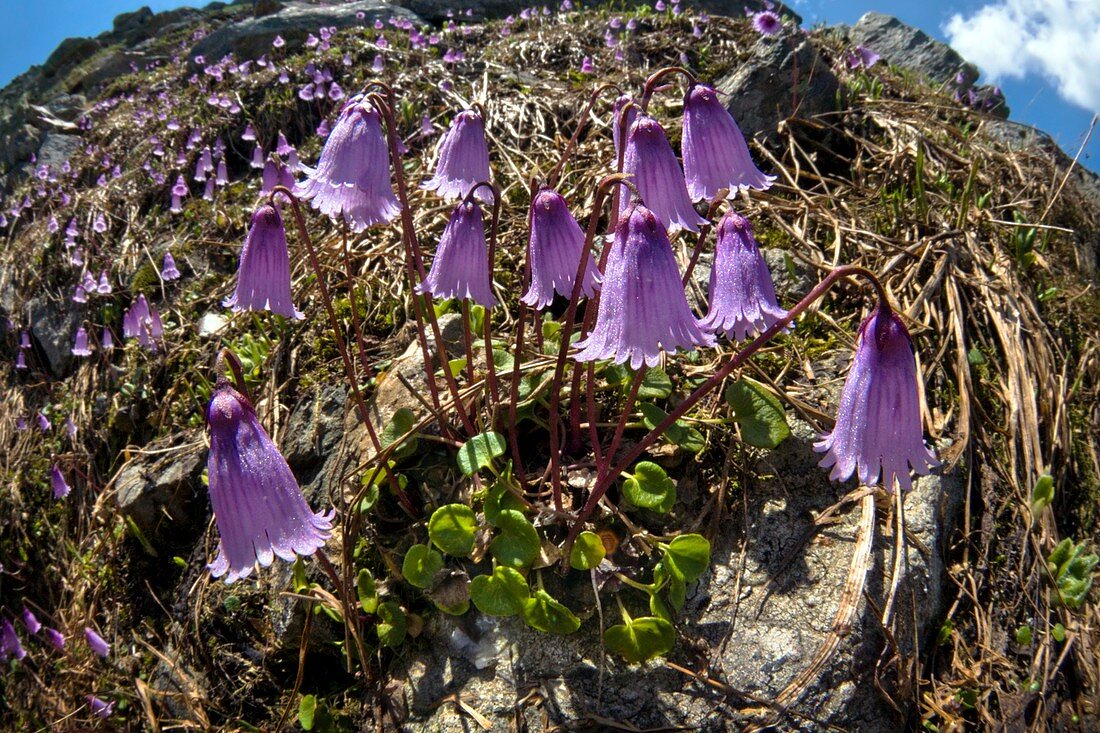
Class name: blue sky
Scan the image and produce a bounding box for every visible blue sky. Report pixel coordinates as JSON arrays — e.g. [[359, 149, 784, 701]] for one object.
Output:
[[0, 0, 1096, 170]]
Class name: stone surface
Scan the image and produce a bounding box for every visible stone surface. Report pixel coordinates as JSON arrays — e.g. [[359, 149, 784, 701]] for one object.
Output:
[[394, 417, 963, 731], [850, 12, 976, 87], [27, 295, 83, 376], [33, 133, 81, 172], [189, 1, 421, 65], [114, 431, 205, 539], [41, 37, 102, 79], [282, 385, 347, 469], [717, 32, 840, 141]]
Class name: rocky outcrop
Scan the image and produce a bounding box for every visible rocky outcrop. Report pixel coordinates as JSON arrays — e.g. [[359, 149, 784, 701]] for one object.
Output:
[[27, 295, 83, 376], [114, 431, 206, 540], [849, 12, 975, 87], [717, 31, 840, 141], [189, 1, 421, 65]]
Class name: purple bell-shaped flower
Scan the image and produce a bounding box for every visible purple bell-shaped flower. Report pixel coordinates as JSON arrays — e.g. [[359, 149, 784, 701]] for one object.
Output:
[[224, 205, 304, 320], [205, 381, 333, 583], [422, 109, 492, 202], [51, 464, 71, 499], [161, 251, 181, 281], [0, 619, 26, 662], [814, 303, 940, 491], [700, 211, 787, 341], [84, 627, 110, 658], [573, 202, 714, 369], [417, 199, 497, 307], [621, 115, 706, 233], [71, 326, 93, 357], [682, 82, 775, 200], [295, 96, 401, 232], [521, 188, 601, 310]]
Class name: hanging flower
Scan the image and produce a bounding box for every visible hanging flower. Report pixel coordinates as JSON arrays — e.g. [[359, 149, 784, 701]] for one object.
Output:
[[162, 251, 181, 281], [700, 211, 787, 341], [101, 328, 114, 352], [422, 109, 492, 202], [417, 199, 496, 307], [522, 187, 600, 310], [21, 608, 41, 635], [814, 303, 940, 491], [681, 82, 775, 199], [205, 381, 333, 583], [44, 627, 65, 650], [38, 412, 51, 431], [295, 96, 401, 232], [0, 619, 26, 662], [97, 270, 112, 294], [51, 464, 71, 499], [847, 45, 880, 69], [574, 202, 714, 368], [621, 115, 707, 233], [71, 326, 93, 357], [84, 627, 110, 658], [15, 351, 27, 370], [224, 205, 304, 320], [261, 156, 296, 196], [87, 696, 115, 719]]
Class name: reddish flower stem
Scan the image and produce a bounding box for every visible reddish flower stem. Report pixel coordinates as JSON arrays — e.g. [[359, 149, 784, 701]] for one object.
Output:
[[340, 223, 375, 382], [547, 82, 624, 188], [681, 197, 725, 288], [564, 264, 889, 549], [464, 181, 503, 408], [639, 66, 697, 113]]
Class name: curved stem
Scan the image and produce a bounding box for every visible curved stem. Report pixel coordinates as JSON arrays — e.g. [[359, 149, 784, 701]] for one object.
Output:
[[459, 180, 502, 409], [214, 347, 250, 401], [565, 264, 890, 549], [367, 92, 475, 436], [271, 187, 416, 517], [600, 365, 645, 479], [548, 82, 624, 188], [340, 223, 373, 380], [682, 196, 725, 288], [639, 66, 697, 113]]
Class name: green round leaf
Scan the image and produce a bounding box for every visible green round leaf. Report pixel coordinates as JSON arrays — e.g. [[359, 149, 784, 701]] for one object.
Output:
[[485, 478, 527, 526], [428, 503, 478, 557], [724, 378, 791, 449], [623, 461, 676, 514], [604, 616, 676, 664], [376, 601, 407, 648], [663, 534, 711, 584], [639, 403, 706, 454], [470, 566, 530, 616], [457, 431, 507, 476], [357, 569, 378, 614], [570, 531, 607, 571], [380, 407, 419, 461], [298, 694, 317, 730], [490, 510, 539, 569], [402, 543, 444, 589], [521, 589, 580, 634]]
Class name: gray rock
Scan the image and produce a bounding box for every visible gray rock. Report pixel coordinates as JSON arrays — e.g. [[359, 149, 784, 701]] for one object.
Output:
[[762, 247, 814, 301], [33, 133, 81, 172], [2, 124, 43, 171], [73, 48, 162, 92], [44, 93, 86, 121], [850, 12, 977, 87], [281, 385, 347, 468], [27, 295, 83, 376], [189, 1, 422, 64], [717, 32, 840, 141], [41, 37, 101, 79], [114, 431, 205, 539], [113, 7, 155, 36], [395, 417, 963, 732]]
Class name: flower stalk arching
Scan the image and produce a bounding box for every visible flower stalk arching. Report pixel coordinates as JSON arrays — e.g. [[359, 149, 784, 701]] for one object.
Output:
[[367, 90, 476, 436], [546, 173, 634, 512], [270, 186, 416, 518], [564, 264, 892, 549], [681, 194, 727, 287], [639, 66, 697, 113], [547, 82, 625, 188]]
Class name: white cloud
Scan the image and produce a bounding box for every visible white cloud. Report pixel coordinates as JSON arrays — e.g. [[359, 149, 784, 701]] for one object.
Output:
[[944, 0, 1100, 112]]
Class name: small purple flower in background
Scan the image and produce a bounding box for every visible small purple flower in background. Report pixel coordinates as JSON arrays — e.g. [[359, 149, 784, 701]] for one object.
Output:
[[261, 157, 297, 196], [87, 696, 115, 719], [847, 45, 880, 70], [15, 351, 27, 370], [65, 416, 78, 439], [1, 619, 26, 662], [655, 0, 666, 10], [20, 330, 30, 349], [51, 464, 71, 499], [93, 213, 107, 233], [580, 56, 594, 74], [21, 608, 41, 635], [417, 199, 497, 307], [621, 114, 707, 233], [162, 252, 181, 280], [72, 327, 93, 357], [752, 10, 782, 35], [38, 412, 51, 431], [123, 294, 162, 350], [73, 284, 87, 304], [224, 205, 304, 320], [242, 123, 256, 141], [44, 627, 65, 650], [420, 114, 434, 137], [372, 54, 385, 73], [17, 415, 27, 430], [682, 82, 775, 199], [700, 211, 787, 341], [82, 270, 98, 294], [71, 248, 84, 267], [296, 97, 401, 232], [97, 270, 112, 294], [574, 203, 715, 369], [251, 145, 265, 169], [101, 328, 114, 352], [422, 109, 492, 203], [814, 303, 940, 491], [205, 381, 333, 583], [522, 187, 601, 309], [216, 159, 228, 186], [170, 175, 188, 214], [273, 35, 285, 48], [84, 627, 110, 658]]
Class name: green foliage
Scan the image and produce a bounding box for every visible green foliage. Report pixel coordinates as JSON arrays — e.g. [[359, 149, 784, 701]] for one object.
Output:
[[457, 431, 507, 476], [623, 461, 676, 514], [604, 614, 675, 664], [489, 510, 539, 569], [724, 378, 791, 449], [375, 601, 407, 647], [1046, 538, 1099, 609], [356, 569, 378, 614], [521, 589, 580, 634], [603, 364, 672, 399], [470, 566, 530, 616], [428, 504, 478, 557], [402, 544, 444, 588], [380, 408, 419, 462], [570, 531, 606, 571], [1030, 474, 1054, 526], [639, 403, 705, 453]]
